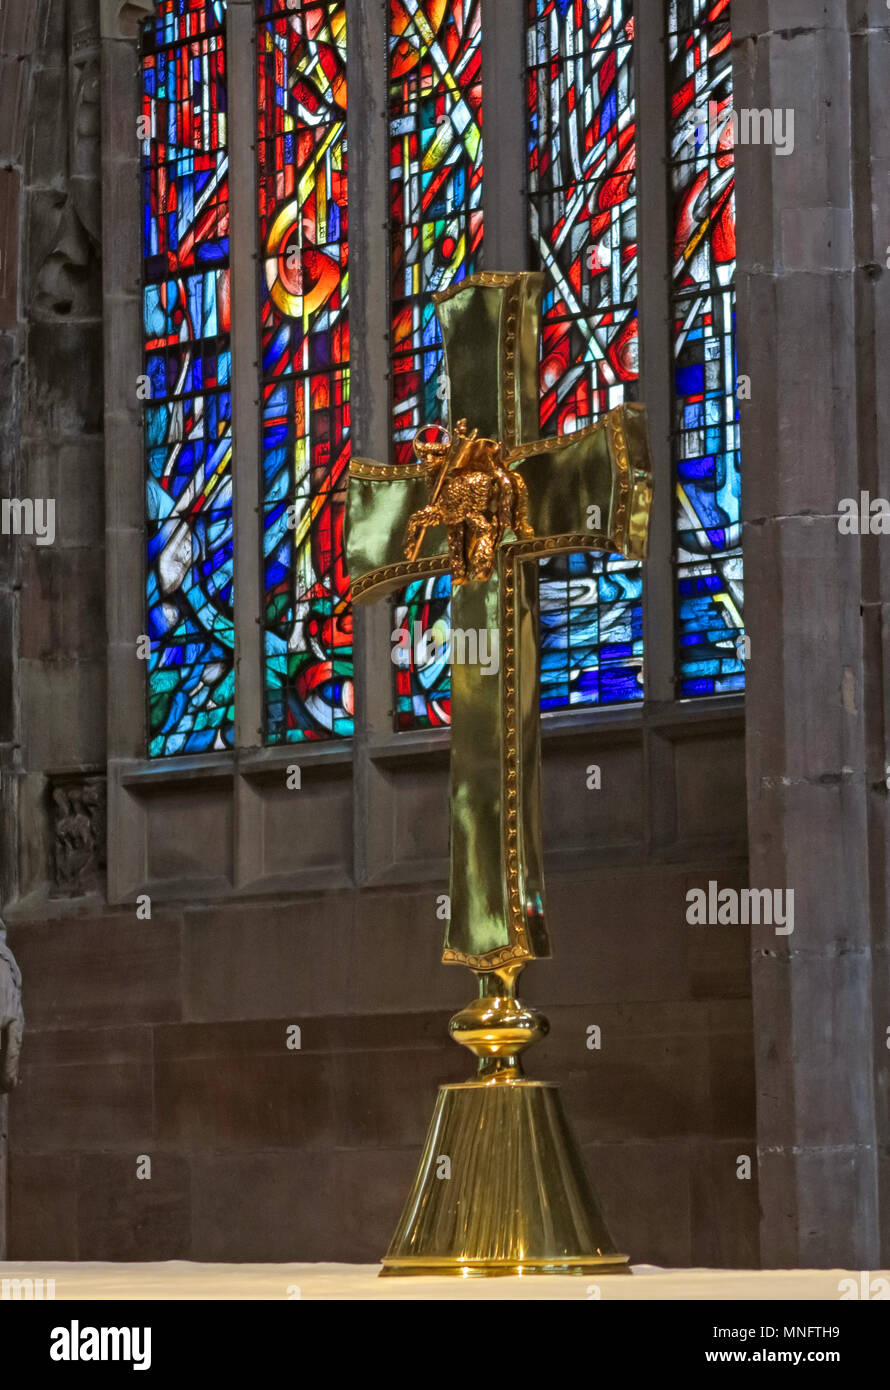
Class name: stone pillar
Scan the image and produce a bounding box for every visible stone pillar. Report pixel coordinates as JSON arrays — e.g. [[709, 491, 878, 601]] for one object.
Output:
[[733, 0, 889, 1265], [0, 0, 35, 1264], [0, 0, 33, 913]]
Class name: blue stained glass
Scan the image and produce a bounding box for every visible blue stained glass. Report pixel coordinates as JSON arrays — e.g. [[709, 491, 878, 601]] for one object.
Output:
[[390, 1, 484, 730], [142, 0, 235, 756], [256, 2, 352, 743], [529, 0, 642, 711], [669, 0, 744, 696], [399, 2, 643, 731]]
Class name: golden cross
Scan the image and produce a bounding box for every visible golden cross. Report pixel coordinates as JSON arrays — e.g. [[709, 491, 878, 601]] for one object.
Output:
[[346, 271, 652, 971]]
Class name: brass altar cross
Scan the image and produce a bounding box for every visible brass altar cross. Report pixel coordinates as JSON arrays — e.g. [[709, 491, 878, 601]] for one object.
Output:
[[346, 271, 652, 972]]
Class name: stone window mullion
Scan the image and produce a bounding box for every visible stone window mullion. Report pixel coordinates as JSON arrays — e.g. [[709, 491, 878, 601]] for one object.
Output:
[[636, 2, 675, 711], [347, 0, 407, 883], [228, 0, 264, 752], [480, 0, 528, 271]]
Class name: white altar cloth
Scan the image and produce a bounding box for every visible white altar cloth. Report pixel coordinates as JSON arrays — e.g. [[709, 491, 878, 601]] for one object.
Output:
[[2, 1262, 883, 1301]]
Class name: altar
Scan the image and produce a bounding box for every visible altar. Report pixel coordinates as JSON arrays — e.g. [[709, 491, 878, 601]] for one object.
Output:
[[1, 1262, 881, 1302]]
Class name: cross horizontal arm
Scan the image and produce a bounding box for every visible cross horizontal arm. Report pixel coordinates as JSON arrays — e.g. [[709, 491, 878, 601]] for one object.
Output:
[[346, 402, 652, 606], [345, 459, 450, 604], [507, 403, 652, 563]]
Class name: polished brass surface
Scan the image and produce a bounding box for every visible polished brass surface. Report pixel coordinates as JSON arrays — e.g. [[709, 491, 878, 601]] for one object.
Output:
[[342, 271, 652, 1275], [380, 1260, 629, 1277], [406, 425, 452, 562], [449, 964, 547, 1081], [380, 1081, 630, 1278], [448, 999, 546, 1082], [404, 420, 534, 583], [348, 401, 651, 604], [346, 273, 652, 968]]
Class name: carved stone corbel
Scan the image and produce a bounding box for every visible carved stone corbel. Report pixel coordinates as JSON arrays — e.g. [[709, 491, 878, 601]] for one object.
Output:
[[50, 776, 108, 895], [99, 0, 156, 42]]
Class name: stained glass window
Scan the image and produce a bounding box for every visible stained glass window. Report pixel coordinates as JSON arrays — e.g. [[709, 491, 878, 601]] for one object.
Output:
[[142, 0, 234, 757], [257, 0, 352, 741], [140, 0, 742, 760], [528, 0, 642, 710], [668, 0, 744, 696], [389, 0, 484, 731]]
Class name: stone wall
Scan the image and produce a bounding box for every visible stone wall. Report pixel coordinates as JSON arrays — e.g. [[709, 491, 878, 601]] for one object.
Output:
[[6, 861, 755, 1265], [0, 0, 107, 915]]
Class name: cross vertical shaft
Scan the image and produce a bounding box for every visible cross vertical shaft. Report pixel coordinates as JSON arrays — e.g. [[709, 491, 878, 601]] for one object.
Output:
[[345, 269, 653, 1275], [437, 273, 550, 968], [346, 270, 653, 971]]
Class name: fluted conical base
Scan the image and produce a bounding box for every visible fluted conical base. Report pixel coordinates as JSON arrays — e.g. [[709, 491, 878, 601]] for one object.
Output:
[[380, 1080, 628, 1277]]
